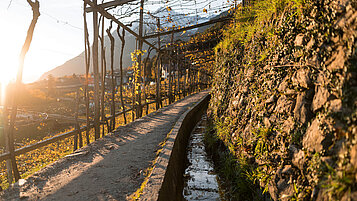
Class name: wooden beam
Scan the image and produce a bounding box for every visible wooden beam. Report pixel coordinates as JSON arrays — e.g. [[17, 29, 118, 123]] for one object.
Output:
[[84, 0, 159, 52], [85, 0, 137, 13], [144, 16, 232, 39]]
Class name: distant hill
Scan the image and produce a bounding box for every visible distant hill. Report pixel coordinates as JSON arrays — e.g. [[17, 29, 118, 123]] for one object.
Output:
[[39, 31, 136, 80]]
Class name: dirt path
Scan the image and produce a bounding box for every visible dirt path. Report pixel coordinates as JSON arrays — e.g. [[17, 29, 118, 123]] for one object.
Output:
[[1, 91, 209, 201]]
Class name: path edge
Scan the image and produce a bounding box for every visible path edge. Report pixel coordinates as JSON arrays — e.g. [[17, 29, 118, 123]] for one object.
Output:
[[140, 91, 211, 201]]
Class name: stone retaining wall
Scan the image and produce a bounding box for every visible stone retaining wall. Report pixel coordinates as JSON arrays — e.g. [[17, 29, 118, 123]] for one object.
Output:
[[140, 92, 210, 201]]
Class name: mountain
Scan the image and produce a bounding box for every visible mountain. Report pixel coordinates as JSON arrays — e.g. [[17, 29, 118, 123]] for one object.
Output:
[[40, 9, 216, 80], [40, 30, 137, 80]]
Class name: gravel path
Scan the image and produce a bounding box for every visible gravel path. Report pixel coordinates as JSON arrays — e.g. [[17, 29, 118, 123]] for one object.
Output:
[[1, 91, 209, 201]]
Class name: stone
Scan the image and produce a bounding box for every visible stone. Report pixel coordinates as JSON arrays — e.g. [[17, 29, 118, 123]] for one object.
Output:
[[330, 0, 349, 13], [288, 144, 298, 153], [332, 138, 347, 157], [268, 179, 279, 201], [306, 38, 315, 50], [327, 99, 343, 112], [278, 180, 294, 201], [350, 144, 357, 169], [232, 99, 239, 109], [303, 119, 324, 152], [317, 72, 328, 86], [312, 86, 330, 112], [265, 94, 275, 104], [292, 68, 311, 88], [275, 95, 294, 114], [292, 149, 305, 170], [281, 165, 293, 175], [264, 117, 271, 128], [302, 119, 333, 152], [282, 116, 295, 134], [278, 77, 289, 92], [294, 91, 312, 124], [294, 33, 305, 47], [326, 46, 345, 71]]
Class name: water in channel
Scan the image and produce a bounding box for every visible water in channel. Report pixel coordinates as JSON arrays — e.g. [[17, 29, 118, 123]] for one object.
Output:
[[183, 114, 222, 200]]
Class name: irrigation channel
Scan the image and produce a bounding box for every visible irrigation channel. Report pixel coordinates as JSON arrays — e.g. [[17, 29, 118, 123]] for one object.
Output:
[[183, 114, 223, 200]]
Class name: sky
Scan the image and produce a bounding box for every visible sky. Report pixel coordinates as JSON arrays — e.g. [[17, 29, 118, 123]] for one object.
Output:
[[0, 0, 86, 85], [0, 0, 232, 88]]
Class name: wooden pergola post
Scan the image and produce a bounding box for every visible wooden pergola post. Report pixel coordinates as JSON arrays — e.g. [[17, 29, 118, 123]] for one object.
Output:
[[168, 31, 174, 104], [100, 16, 106, 137], [117, 26, 127, 124], [92, 0, 100, 140], [106, 22, 116, 132], [6, 0, 41, 182], [136, 0, 144, 118], [176, 46, 180, 100], [3, 88, 13, 183], [73, 89, 82, 151], [156, 18, 161, 110], [143, 47, 153, 115], [83, 1, 91, 144]]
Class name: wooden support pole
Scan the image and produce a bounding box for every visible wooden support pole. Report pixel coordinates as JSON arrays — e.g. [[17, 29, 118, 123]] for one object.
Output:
[[143, 58, 147, 115], [168, 31, 174, 104], [132, 41, 137, 121], [184, 64, 187, 97], [100, 16, 106, 137], [92, 0, 100, 140], [106, 22, 116, 132], [176, 46, 180, 100], [117, 26, 127, 124], [7, 0, 40, 182], [136, 0, 144, 118], [3, 89, 13, 183], [155, 19, 161, 110], [143, 47, 153, 116], [73, 89, 82, 151], [83, 1, 91, 144]]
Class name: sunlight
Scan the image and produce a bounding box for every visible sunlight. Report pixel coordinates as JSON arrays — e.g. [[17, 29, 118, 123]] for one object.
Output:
[[0, 56, 18, 85], [0, 42, 18, 105], [0, 60, 17, 106], [0, 7, 24, 105]]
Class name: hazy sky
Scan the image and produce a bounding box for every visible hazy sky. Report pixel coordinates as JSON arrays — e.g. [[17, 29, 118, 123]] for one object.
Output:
[[0, 0, 85, 84], [0, 0, 232, 86]]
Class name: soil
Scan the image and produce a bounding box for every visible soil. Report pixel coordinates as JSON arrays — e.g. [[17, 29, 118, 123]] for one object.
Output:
[[0, 91, 209, 201]]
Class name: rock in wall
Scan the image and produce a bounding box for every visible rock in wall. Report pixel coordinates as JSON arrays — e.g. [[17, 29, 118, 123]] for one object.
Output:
[[209, 0, 357, 200]]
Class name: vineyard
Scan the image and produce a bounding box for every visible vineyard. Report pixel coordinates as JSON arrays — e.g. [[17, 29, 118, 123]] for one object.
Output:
[[0, 0, 237, 191], [0, 74, 211, 190]]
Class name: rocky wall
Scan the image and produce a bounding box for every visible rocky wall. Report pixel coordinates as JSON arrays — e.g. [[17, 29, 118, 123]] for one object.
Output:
[[209, 0, 357, 200]]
